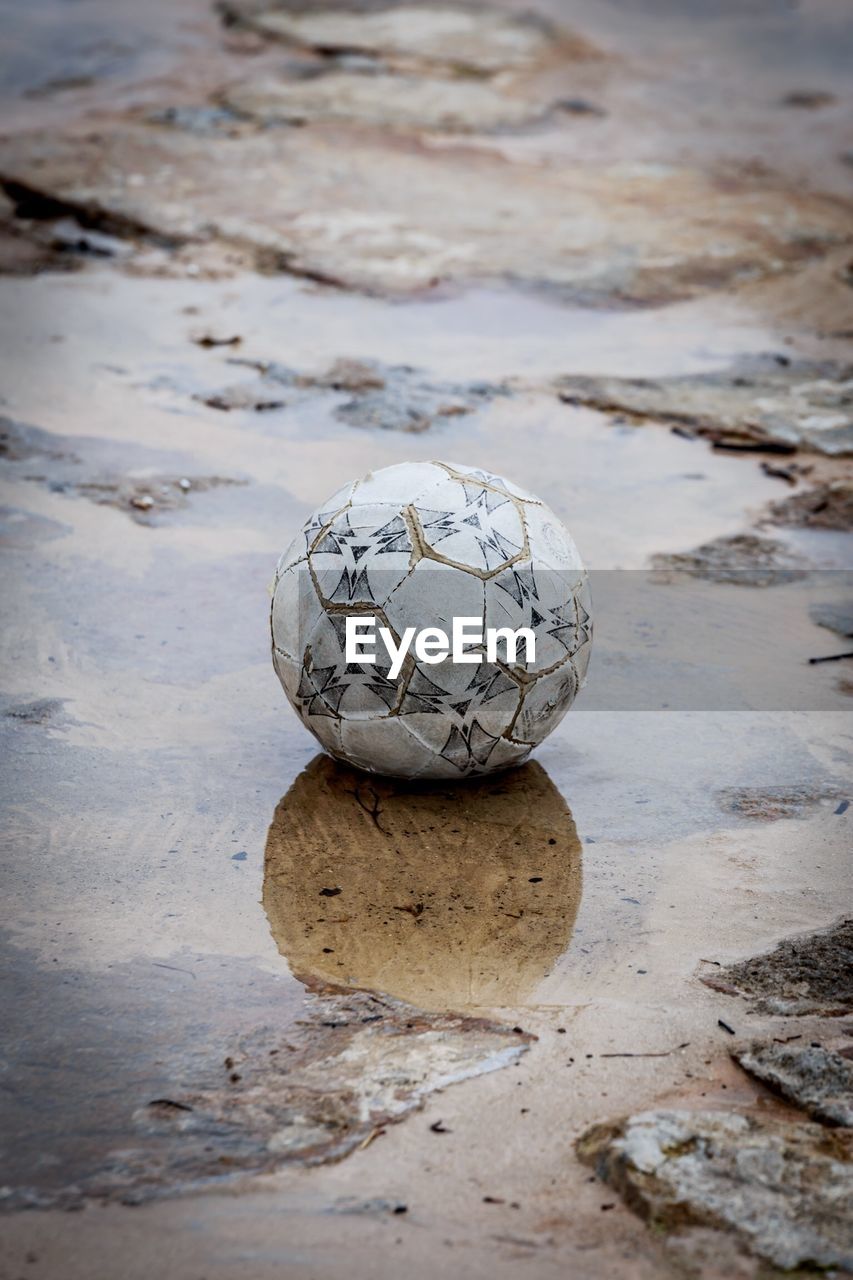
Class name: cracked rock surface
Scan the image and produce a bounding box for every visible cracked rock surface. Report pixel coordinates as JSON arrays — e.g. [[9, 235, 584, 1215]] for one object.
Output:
[[701, 918, 853, 1015], [734, 1042, 853, 1126], [577, 1108, 853, 1270], [557, 357, 853, 455], [2, 979, 531, 1211], [2, 128, 850, 302], [203, 356, 506, 430], [220, 4, 569, 72], [650, 533, 807, 586], [223, 70, 553, 132]]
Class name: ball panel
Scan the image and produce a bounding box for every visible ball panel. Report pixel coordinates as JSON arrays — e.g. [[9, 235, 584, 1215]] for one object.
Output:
[[572, 575, 594, 686], [351, 461, 447, 508], [304, 708, 344, 757], [478, 736, 533, 771], [510, 661, 580, 745], [383, 557, 485, 652], [271, 562, 323, 661], [339, 716, 432, 778], [309, 502, 414, 607], [435, 461, 544, 506], [411, 475, 525, 575], [274, 532, 307, 582], [299, 610, 399, 722], [522, 502, 585, 575], [298, 479, 359, 558], [485, 564, 582, 677], [272, 647, 302, 703]]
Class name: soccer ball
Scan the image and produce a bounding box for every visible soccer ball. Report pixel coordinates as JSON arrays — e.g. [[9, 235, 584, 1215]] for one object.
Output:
[[271, 461, 592, 778]]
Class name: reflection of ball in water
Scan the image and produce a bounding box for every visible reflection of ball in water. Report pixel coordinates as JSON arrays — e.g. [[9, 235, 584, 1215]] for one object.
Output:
[[263, 755, 582, 1011], [271, 461, 592, 778]]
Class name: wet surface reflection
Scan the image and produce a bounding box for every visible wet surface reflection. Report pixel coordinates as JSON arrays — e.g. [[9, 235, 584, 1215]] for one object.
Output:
[[264, 755, 582, 1011]]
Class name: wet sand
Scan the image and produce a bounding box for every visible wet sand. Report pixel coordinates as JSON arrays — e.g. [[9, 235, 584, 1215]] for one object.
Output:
[[0, 0, 851, 1276]]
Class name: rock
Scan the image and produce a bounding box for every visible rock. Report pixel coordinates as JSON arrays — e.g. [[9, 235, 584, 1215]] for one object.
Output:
[[700, 918, 853, 1016], [577, 1108, 853, 1270], [224, 71, 551, 133], [222, 4, 566, 74], [780, 90, 837, 109], [75, 475, 242, 522], [217, 356, 505, 431], [2, 127, 849, 302], [1, 416, 245, 522], [810, 599, 853, 637], [3, 697, 67, 725], [147, 104, 247, 136], [768, 480, 853, 529], [0, 415, 77, 462], [716, 784, 846, 820], [734, 1042, 853, 1126], [650, 534, 807, 586], [196, 381, 287, 412], [1, 984, 531, 1209], [557, 356, 853, 455]]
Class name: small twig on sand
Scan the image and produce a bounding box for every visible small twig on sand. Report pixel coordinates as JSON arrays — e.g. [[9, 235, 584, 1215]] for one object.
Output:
[[599, 1042, 690, 1058]]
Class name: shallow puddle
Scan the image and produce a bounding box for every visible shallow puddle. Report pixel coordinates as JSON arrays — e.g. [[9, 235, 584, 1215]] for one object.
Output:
[[0, 0, 851, 1270]]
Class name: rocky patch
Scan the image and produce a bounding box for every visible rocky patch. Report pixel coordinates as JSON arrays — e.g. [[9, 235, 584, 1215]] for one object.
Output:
[[222, 70, 552, 133], [2, 127, 849, 301], [201, 356, 505, 431], [734, 1041, 853, 1126], [700, 918, 853, 1016], [0, 416, 243, 523], [557, 355, 853, 455], [810, 598, 853, 638], [218, 4, 570, 74], [767, 478, 853, 529], [650, 533, 807, 586], [577, 1108, 853, 1270], [2, 984, 531, 1210], [716, 783, 847, 820]]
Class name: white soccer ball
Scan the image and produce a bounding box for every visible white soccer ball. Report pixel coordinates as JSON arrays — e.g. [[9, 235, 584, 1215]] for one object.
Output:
[[271, 461, 592, 778]]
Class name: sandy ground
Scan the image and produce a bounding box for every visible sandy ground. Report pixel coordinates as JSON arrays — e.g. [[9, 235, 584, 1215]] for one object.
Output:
[[0, 0, 851, 1276]]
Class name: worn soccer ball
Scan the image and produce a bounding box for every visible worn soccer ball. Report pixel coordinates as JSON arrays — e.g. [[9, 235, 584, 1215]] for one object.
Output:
[[271, 461, 592, 778]]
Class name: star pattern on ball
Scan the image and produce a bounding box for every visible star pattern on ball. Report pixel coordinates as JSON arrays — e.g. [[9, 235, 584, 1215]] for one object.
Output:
[[314, 512, 413, 603], [417, 489, 522, 573], [496, 566, 584, 659]]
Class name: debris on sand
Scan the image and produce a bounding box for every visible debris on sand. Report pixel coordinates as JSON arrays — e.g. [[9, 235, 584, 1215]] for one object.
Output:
[[3, 697, 67, 726], [0, 416, 244, 522], [767, 479, 853, 530], [734, 1042, 853, 1126], [223, 71, 553, 133], [206, 356, 505, 431], [810, 599, 853, 638], [72, 476, 243, 523], [780, 90, 837, 110], [577, 1109, 853, 1270], [716, 784, 846, 821], [2, 985, 532, 1210], [0, 415, 77, 463], [700, 918, 853, 1016], [650, 533, 807, 586], [2, 128, 850, 300], [557, 356, 853, 455], [191, 332, 242, 349], [219, 4, 569, 74]]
